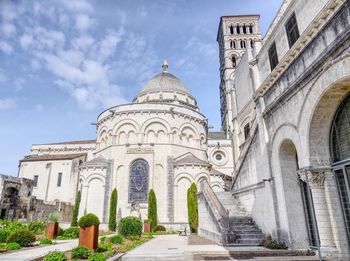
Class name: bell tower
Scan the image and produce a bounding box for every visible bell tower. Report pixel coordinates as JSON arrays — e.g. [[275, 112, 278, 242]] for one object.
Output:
[[217, 15, 261, 137]]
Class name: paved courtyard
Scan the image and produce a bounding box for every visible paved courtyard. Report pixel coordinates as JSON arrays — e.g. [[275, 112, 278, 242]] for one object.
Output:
[[122, 235, 319, 261]]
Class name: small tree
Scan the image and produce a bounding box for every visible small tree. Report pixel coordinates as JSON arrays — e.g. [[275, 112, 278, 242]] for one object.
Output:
[[71, 191, 81, 227], [148, 189, 157, 230], [108, 188, 118, 231], [187, 183, 198, 233]]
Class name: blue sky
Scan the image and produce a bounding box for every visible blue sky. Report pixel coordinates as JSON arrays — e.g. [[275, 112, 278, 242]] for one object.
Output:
[[0, 0, 283, 176]]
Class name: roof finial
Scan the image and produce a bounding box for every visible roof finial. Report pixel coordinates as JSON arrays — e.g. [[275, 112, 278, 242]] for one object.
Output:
[[162, 59, 168, 73]]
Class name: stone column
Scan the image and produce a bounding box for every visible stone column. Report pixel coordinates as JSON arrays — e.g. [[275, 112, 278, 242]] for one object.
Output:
[[307, 170, 335, 248]]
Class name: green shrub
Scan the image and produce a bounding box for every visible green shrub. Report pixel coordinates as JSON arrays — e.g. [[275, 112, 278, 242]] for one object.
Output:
[[48, 213, 59, 223], [62, 227, 79, 238], [96, 245, 109, 252], [6, 242, 21, 250], [118, 216, 142, 238], [152, 225, 166, 233], [58, 226, 64, 236], [71, 246, 91, 259], [187, 183, 198, 233], [40, 237, 53, 245], [0, 229, 10, 243], [88, 253, 106, 261], [263, 234, 288, 249], [6, 229, 35, 246], [148, 189, 157, 230], [78, 213, 100, 228], [43, 251, 67, 261], [0, 220, 26, 231], [110, 234, 124, 244], [28, 220, 46, 235], [108, 188, 118, 231], [71, 191, 81, 227]]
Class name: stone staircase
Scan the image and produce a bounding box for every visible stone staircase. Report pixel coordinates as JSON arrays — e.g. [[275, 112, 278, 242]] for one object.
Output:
[[215, 191, 265, 246]]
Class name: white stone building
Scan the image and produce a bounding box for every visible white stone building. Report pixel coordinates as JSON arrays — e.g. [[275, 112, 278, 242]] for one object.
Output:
[[18, 62, 233, 228], [198, 0, 350, 259]]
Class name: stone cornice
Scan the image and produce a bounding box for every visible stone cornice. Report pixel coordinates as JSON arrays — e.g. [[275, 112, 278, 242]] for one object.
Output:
[[31, 147, 94, 154], [254, 0, 345, 100], [97, 108, 208, 129]]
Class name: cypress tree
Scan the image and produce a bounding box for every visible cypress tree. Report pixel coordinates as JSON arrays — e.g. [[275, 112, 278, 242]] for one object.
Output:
[[148, 189, 157, 230], [71, 190, 81, 227], [108, 188, 118, 231], [187, 183, 198, 233]]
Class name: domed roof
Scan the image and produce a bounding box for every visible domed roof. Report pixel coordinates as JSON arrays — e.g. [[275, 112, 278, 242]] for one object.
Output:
[[137, 60, 193, 97]]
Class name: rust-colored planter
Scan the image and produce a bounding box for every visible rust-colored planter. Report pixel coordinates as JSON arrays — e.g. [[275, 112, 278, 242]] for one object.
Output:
[[45, 222, 58, 239], [79, 225, 99, 251], [144, 221, 151, 233]]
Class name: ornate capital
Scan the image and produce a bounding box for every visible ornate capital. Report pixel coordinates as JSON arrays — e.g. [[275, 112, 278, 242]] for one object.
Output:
[[308, 171, 326, 189], [298, 169, 328, 189]]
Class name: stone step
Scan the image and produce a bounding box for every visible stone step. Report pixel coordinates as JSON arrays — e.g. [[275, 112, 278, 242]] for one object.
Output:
[[234, 233, 266, 240]]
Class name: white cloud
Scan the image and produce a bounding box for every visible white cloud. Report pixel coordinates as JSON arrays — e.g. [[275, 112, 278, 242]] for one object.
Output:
[[19, 34, 33, 49], [1, 23, 16, 37], [59, 0, 93, 13], [75, 14, 94, 31], [0, 41, 13, 55], [0, 69, 7, 83], [14, 78, 25, 91], [0, 98, 16, 110]]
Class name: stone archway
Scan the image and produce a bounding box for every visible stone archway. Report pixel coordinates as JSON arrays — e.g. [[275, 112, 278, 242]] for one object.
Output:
[[305, 77, 350, 254], [278, 140, 309, 249]]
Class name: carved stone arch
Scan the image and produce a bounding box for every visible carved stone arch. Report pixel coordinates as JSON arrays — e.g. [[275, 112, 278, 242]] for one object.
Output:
[[127, 130, 137, 144], [180, 124, 199, 146], [141, 117, 171, 134], [86, 173, 106, 184], [298, 55, 350, 167], [97, 126, 108, 139], [179, 123, 199, 136], [211, 183, 222, 192], [171, 128, 180, 144], [175, 172, 194, 184], [112, 119, 139, 136], [195, 172, 210, 185]]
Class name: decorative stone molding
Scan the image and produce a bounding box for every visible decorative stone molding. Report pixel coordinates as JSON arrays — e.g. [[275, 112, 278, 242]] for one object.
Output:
[[255, 0, 346, 99]]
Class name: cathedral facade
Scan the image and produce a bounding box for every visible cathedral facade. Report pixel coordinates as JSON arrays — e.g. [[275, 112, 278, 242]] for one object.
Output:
[[18, 61, 233, 228], [15, 0, 350, 259]]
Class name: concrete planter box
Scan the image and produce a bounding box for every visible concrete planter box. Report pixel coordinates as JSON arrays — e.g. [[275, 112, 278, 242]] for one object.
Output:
[[79, 225, 99, 251], [143, 221, 151, 233], [45, 222, 58, 239]]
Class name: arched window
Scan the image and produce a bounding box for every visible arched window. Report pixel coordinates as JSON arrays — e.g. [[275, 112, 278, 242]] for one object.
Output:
[[236, 25, 240, 34], [229, 25, 234, 34], [230, 40, 236, 49], [231, 56, 237, 68], [243, 25, 247, 34], [249, 24, 253, 34], [331, 95, 350, 162], [331, 95, 350, 244], [250, 39, 254, 49], [240, 40, 246, 49], [129, 159, 149, 203]]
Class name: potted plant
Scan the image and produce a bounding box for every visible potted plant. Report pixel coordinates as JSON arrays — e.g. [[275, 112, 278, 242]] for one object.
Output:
[[45, 213, 59, 239], [78, 213, 100, 251], [143, 219, 151, 233]]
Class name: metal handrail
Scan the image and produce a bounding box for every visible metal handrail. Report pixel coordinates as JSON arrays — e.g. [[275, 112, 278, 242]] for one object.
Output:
[[200, 179, 229, 229]]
